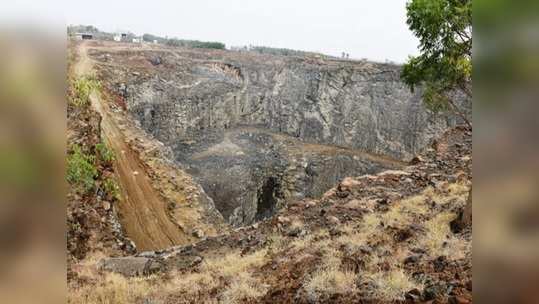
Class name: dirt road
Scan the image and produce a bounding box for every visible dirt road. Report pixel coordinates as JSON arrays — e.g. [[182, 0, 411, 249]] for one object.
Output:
[[75, 42, 190, 251]]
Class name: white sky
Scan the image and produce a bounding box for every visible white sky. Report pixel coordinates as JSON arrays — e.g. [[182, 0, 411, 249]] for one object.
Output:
[[2, 0, 419, 63]]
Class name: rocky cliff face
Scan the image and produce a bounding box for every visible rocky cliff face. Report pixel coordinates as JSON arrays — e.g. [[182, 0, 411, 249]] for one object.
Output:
[[93, 47, 464, 226], [117, 51, 457, 160]]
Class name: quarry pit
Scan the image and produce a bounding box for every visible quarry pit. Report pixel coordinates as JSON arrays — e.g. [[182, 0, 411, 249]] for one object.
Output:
[[89, 43, 458, 227]]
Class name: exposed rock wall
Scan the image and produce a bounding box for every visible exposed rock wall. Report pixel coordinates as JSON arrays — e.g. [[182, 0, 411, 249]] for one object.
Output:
[[110, 51, 461, 160], [93, 47, 466, 226]]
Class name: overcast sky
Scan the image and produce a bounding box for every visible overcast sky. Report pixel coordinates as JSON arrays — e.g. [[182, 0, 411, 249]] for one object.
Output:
[[3, 0, 419, 63]]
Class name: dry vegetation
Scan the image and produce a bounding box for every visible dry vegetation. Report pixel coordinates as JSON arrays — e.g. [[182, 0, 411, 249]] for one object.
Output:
[[68, 179, 471, 304], [69, 248, 271, 304], [304, 247, 357, 301]]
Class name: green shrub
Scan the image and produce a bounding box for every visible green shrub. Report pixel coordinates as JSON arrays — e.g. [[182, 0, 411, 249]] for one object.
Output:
[[70, 76, 101, 107], [67, 145, 97, 193], [103, 177, 121, 201], [96, 142, 115, 163]]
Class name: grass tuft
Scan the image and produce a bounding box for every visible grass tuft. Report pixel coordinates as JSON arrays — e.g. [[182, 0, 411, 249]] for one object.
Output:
[[368, 269, 422, 301]]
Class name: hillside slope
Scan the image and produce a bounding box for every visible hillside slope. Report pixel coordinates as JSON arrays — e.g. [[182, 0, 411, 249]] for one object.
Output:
[[70, 126, 472, 303]]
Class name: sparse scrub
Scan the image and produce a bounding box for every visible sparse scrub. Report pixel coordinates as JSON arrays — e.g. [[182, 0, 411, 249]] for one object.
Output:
[[96, 142, 115, 163], [167, 270, 218, 297], [103, 177, 121, 201], [380, 194, 428, 227], [221, 272, 268, 304], [420, 211, 469, 259], [67, 144, 97, 194], [367, 269, 422, 301], [207, 249, 269, 301], [304, 248, 357, 301], [70, 76, 101, 107], [266, 232, 286, 252], [305, 267, 357, 301], [68, 273, 154, 304], [337, 227, 368, 251], [304, 246, 357, 300], [202, 249, 269, 278], [435, 182, 470, 205]]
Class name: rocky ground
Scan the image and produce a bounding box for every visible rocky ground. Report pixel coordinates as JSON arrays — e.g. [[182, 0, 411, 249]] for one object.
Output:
[[69, 126, 472, 303]]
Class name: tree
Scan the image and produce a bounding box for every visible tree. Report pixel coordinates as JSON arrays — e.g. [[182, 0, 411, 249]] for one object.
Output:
[[401, 0, 472, 127]]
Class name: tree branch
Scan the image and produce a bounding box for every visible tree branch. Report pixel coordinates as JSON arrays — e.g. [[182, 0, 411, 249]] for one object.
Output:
[[444, 91, 472, 129]]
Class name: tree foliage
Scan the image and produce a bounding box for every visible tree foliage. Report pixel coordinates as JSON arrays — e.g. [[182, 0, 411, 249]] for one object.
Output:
[[401, 0, 472, 125], [165, 38, 225, 50], [142, 33, 167, 44]]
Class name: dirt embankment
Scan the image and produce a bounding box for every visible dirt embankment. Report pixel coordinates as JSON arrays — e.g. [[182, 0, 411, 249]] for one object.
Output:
[[74, 42, 226, 251]]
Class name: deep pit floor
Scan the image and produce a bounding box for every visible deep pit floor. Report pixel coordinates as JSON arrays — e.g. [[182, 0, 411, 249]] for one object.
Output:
[[172, 126, 405, 226]]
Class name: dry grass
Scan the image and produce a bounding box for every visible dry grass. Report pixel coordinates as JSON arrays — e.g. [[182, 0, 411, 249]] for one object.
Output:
[[267, 232, 287, 251], [336, 210, 383, 251], [289, 235, 313, 250], [320, 247, 343, 269], [426, 182, 469, 205], [304, 247, 357, 301], [419, 211, 469, 259], [290, 228, 331, 251], [202, 249, 269, 277], [380, 194, 429, 227], [203, 249, 270, 302], [69, 253, 154, 304], [68, 273, 155, 304], [336, 225, 368, 251], [304, 267, 357, 301], [167, 270, 218, 296], [330, 183, 470, 301], [221, 272, 268, 304], [71, 252, 106, 279], [367, 269, 422, 301], [69, 248, 270, 304]]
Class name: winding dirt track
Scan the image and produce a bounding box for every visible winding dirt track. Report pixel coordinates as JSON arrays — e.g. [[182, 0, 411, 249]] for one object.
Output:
[[75, 42, 189, 251]]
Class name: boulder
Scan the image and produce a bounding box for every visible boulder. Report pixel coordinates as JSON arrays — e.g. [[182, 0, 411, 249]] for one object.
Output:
[[149, 56, 162, 66], [409, 156, 424, 165], [99, 257, 164, 277]]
